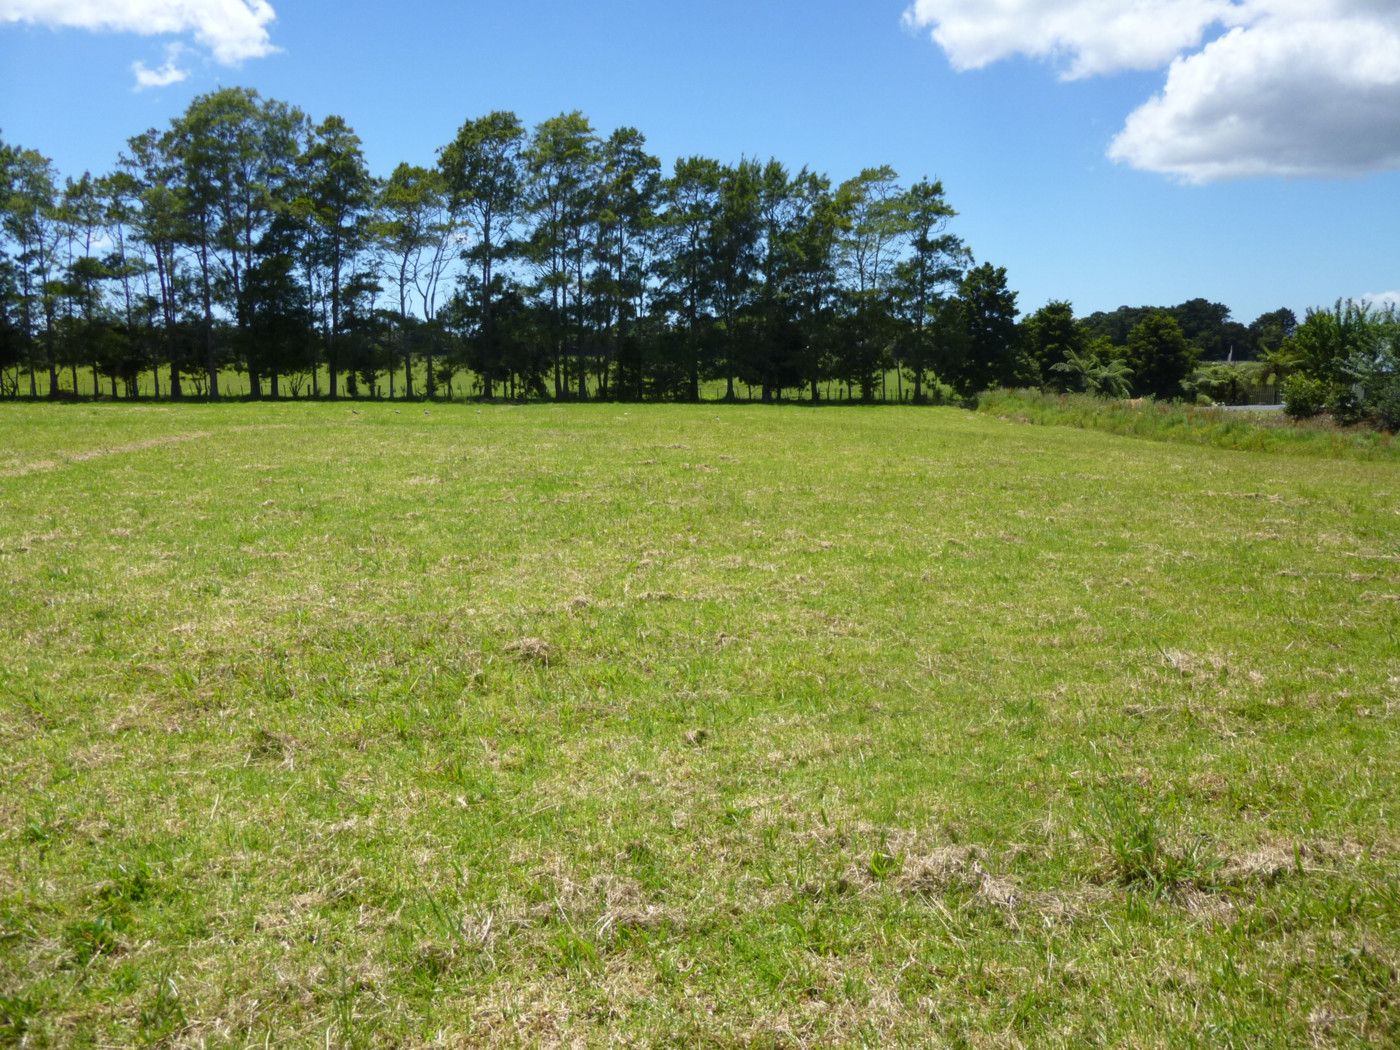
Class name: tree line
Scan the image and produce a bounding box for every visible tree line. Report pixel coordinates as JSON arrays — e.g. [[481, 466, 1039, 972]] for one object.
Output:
[[0, 88, 992, 404], [1, 87, 1390, 418]]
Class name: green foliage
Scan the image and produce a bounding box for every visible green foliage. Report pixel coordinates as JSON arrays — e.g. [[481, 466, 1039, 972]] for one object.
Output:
[[1288, 300, 1378, 386], [1368, 376, 1400, 432], [5, 95, 1398, 441], [1189, 361, 1266, 405], [1275, 302, 1400, 429], [1049, 340, 1133, 398], [941, 262, 1019, 395], [1125, 311, 1196, 399], [1082, 298, 1256, 361], [1249, 307, 1297, 359], [1327, 384, 1367, 426], [1022, 299, 1083, 389], [1339, 303, 1400, 430]]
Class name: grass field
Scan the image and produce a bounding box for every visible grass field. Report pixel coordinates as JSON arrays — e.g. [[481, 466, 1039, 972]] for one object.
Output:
[[2, 402, 1398, 1047]]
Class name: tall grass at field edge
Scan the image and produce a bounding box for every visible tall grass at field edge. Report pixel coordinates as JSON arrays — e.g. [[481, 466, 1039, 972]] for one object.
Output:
[[977, 388, 1397, 461]]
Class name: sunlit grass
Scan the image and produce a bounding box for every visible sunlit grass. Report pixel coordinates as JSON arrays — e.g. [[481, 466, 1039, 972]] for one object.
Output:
[[2, 400, 1398, 1045]]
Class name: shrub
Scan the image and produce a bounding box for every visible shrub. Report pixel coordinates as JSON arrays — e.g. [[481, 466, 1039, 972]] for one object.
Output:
[[1282, 375, 1328, 418], [1328, 385, 1367, 427], [1368, 375, 1400, 432]]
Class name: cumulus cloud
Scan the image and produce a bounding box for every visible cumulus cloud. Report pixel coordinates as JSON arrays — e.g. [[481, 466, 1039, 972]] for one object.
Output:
[[132, 42, 188, 89], [905, 0, 1400, 180], [0, 0, 277, 83], [903, 0, 1244, 79], [1364, 290, 1400, 310]]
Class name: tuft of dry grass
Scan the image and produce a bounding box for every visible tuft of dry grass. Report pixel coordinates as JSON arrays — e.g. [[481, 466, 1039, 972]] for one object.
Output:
[[503, 637, 553, 665]]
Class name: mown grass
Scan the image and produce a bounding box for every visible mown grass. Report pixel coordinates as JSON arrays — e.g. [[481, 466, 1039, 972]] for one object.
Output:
[[978, 388, 1399, 462], [2, 401, 1398, 1046]]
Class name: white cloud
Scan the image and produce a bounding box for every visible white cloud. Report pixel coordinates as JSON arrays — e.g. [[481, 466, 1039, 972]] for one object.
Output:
[[0, 0, 277, 71], [132, 42, 188, 90], [905, 1, 1400, 180], [1364, 290, 1400, 310], [903, 0, 1244, 79]]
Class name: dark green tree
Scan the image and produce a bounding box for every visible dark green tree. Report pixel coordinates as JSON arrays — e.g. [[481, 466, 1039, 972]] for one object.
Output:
[[943, 263, 1020, 396], [1126, 311, 1196, 398], [1022, 300, 1084, 391]]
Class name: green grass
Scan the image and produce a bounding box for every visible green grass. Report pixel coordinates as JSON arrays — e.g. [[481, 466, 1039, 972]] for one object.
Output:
[[978, 388, 1399, 461], [2, 401, 1398, 1046]]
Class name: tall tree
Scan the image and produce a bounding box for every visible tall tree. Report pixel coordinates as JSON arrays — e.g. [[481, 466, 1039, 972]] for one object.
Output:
[[710, 159, 762, 400], [299, 114, 374, 399], [658, 156, 723, 401], [786, 173, 848, 402], [121, 129, 188, 398], [944, 263, 1020, 396], [242, 210, 314, 397], [523, 113, 598, 399], [59, 173, 110, 396], [740, 161, 810, 400], [375, 166, 439, 400], [97, 171, 146, 395], [2, 145, 61, 396], [837, 166, 902, 400], [889, 178, 964, 403], [170, 87, 305, 397], [590, 127, 659, 400], [440, 111, 526, 398]]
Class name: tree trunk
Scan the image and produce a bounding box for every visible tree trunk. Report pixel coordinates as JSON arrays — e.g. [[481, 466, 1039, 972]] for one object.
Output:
[[204, 332, 218, 399]]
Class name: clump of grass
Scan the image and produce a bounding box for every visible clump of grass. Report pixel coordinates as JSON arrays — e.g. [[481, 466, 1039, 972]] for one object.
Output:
[[1090, 791, 1220, 895], [0, 994, 40, 1043]]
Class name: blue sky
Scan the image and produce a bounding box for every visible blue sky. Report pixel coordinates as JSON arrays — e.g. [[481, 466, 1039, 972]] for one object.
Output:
[[2, 0, 1397, 323]]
